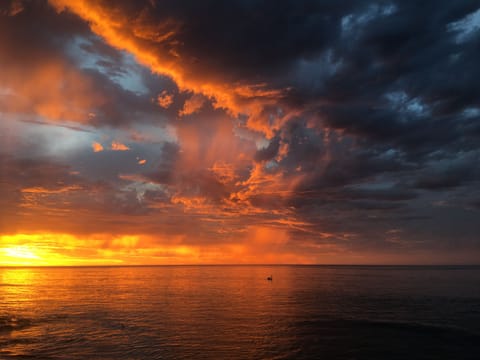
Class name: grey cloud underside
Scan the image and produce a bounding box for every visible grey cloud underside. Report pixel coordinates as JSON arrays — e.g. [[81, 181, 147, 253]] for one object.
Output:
[[0, 153, 224, 240]]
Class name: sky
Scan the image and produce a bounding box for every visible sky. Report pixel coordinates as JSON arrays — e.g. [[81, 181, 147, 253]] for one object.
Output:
[[1, 0, 480, 265]]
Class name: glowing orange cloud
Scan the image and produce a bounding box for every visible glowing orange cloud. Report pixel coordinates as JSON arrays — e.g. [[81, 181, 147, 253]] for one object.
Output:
[[21, 185, 83, 194], [111, 141, 130, 151], [179, 94, 205, 116], [157, 90, 173, 108], [0, 56, 106, 124], [209, 162, 237, 184], [92, 141, 104, 152], [0, 231, 320, 266], [49, 0, 291, 137], [6, 0, 25, 16]]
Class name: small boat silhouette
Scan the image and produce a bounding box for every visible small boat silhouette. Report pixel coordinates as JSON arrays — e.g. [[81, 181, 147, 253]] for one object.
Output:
[[267, 275, 272, 281]]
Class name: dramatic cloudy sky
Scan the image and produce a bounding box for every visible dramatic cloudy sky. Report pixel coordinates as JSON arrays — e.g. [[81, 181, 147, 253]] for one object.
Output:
[[1, 0, 479, 265]]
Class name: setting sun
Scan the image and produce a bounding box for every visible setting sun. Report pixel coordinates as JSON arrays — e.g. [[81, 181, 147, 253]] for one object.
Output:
[[4, 245, 39, 260], [2, 245, 41, 266]]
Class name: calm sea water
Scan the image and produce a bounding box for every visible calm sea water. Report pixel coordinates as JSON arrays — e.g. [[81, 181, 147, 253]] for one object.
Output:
[[1, 265, 480, 359]]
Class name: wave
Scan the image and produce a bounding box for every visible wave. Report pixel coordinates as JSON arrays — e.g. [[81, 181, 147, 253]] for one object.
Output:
[[296, 317, 480, 339], [359, 318, 478, 337], [0, 315, 32, 333], [291, 317, 480, 359]]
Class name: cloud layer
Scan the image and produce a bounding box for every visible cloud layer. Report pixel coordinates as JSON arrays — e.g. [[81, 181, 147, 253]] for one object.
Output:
[[1, 0, 479, 264]]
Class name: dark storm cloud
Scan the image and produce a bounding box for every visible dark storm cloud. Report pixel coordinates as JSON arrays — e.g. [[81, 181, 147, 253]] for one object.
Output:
[[471, 200, 480, 210], [130, 0, 479, 190], [141, 141, 184, 188], [47, 0, 480, 159], [254, 136, 281, 162], [152, 0, 362, 80], [312, 1, 480, 150], [128, 0, 480, 118], [0, 0, 89, 63], [414, 160, 478, 190], [248, 0, 480, 245], [75, 0, 359, 76]]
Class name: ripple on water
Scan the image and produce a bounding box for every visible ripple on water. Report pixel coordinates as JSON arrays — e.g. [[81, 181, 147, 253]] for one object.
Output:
[[0, 315, 32, 333]]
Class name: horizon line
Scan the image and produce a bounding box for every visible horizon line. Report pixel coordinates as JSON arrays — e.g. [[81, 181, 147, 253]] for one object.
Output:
[[1, 263, 479, 269]]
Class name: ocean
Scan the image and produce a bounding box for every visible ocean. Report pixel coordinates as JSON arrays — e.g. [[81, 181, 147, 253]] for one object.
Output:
[[1, 265, 479, 359]]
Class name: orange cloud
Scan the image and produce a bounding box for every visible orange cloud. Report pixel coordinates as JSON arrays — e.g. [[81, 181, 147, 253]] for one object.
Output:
[[49, 0, 290, 136], [92, 141, 104, 152], [21, 185, 83, 194], [0, 53, 106, 124], [6, 0, 25, 16], [179, 94, 205, 116], [157, 90, 173, 108], [0, 230, 319, 266], [111, 141, 130, 151], [209, 162, 236, 184], [138, 159, 147, 165]]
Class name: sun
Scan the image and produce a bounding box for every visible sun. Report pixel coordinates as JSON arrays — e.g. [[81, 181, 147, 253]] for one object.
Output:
[[0, 233, 128, 266], [4, 245, 40, 259], [1, 245, 42, 266]]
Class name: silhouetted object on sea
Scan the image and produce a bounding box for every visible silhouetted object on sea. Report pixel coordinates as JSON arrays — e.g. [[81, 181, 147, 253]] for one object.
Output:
[[267, 275, 272, 281]]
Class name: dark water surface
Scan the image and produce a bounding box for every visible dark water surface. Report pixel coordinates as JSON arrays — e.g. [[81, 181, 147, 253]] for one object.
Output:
[[1, 265, 479, 359]]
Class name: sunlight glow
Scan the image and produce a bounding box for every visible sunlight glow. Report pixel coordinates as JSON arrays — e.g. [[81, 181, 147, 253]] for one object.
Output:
[[0, 233, 121, 266], [4, 246, 40, 260], [1, 245, 42, 266], [0, 231, 318, 266]]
